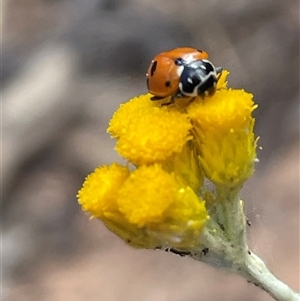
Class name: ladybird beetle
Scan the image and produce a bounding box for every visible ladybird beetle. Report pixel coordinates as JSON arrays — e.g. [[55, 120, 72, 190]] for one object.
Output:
[[146, 47, 222, 101]]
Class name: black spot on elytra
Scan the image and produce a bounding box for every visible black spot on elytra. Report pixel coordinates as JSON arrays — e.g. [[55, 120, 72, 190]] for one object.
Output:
[[165, 81, 171, 87], [174, 58, 185, 66], [150, 61, 157, 76]]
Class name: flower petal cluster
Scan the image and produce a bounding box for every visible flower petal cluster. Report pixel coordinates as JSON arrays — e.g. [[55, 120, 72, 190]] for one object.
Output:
[[188, 89, 257, 187], [108, 96, 193, 165], [78, 71, 258, 251]]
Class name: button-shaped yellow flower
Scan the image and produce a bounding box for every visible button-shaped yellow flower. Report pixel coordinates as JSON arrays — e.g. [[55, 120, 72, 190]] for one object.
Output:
[[78, 163, 162, 248], [78, 163, 129, 218], [188, 89, 257, 188], [108, 94, 193, 166]]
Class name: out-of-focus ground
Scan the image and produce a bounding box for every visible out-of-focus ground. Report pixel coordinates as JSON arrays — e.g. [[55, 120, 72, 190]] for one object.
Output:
[[2, 0, 299, 300]]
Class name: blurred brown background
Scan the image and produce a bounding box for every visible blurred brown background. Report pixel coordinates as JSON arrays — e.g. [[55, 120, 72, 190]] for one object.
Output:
[[2, 0, 299, 300]]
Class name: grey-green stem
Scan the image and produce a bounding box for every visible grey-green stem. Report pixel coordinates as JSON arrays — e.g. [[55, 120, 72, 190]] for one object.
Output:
[[189, 188, 299, 301]]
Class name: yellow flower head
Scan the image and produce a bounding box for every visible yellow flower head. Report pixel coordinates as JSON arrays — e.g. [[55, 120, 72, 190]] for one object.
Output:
[[188, 89, 257, 188], [77, 163, 129, 218], [78, 163, 162, 248], [117, 164, 208, 249], [108, 94, 193, 166]]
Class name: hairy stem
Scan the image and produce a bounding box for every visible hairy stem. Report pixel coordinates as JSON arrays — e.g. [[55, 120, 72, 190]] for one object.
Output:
[[237, 251, 300, 301]]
